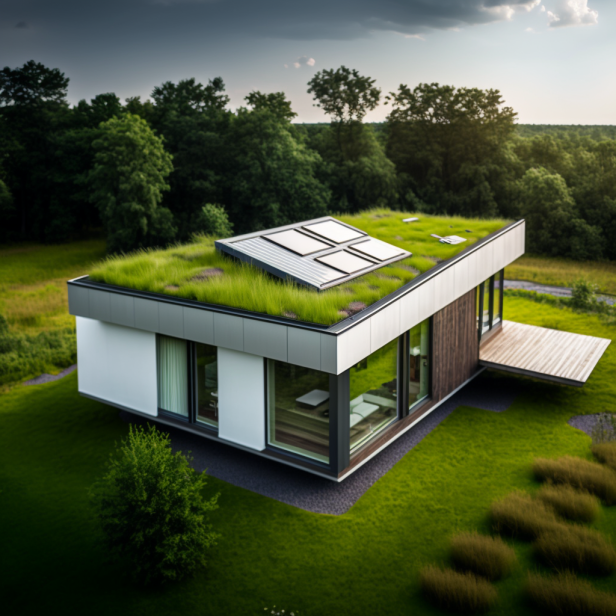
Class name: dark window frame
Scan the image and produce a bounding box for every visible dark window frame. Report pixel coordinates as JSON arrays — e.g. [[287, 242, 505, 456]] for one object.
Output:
[[477, 269, 505, 342]]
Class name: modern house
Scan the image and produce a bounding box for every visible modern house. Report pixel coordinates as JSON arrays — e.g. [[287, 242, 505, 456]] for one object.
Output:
[[68, 215, 610, 481]]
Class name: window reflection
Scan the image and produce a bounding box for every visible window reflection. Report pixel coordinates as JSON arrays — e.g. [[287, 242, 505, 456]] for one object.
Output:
[[196, 343, 218, 427], [409, 319, 430, 410], [349, 338, 398, 452]]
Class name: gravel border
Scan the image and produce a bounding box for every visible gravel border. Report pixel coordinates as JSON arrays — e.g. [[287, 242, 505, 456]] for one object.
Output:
[[505, 279, 615, 306], [23, 364, 77, 386], [121, 374, 519, 515], [568, 413, 616, 438]]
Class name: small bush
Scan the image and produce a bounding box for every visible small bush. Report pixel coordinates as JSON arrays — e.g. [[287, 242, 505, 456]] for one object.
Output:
[[534, 524, 616, 576], [536, 483, 600, 523], [533, 456, 616, 505], [450, 532, 516, 581], [525, 571, 616, 616], [592, 442, 616, 473], [420, 565, 497, 613], [490, 492, 560, 540], [90, 424, 220, 585]]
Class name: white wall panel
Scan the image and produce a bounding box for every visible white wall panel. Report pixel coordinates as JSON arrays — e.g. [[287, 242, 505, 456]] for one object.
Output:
[[399, 286, 419, 333], [217, 348, 265, 451], [466, 250, 481, 290], [183, 306, 214, 345], [434, 266, 455, 313], [337, 318, 371, 374], [370, 301, 401, 353], [453, 258, 469, 301], [213, 313, 244, 351], [416, 277, 436, 323], [76, 317, 157, 416], [320, 334, 337, 374]]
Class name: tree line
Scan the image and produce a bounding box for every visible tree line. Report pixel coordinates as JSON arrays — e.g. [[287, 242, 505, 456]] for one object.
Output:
[[1, 60, 615, 260]]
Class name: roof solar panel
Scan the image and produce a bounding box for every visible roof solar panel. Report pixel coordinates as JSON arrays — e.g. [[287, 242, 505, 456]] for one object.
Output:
[[303, 220, 364, 244], [349, 238, 405, 262], [265, 229, 331, 256], [315, 250, 374, 274]]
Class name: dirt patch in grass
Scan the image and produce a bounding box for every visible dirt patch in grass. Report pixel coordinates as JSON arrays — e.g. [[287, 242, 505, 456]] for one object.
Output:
[[191, 268, 224, 282], [338, 301, 367, 318], [165, 285, 180, 291]]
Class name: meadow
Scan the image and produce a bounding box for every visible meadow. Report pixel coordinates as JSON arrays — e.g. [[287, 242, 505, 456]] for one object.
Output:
[[0, 293, 615, 615]]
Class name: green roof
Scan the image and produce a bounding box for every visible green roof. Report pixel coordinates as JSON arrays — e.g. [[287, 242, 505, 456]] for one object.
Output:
[[88, 209, 509, 326]]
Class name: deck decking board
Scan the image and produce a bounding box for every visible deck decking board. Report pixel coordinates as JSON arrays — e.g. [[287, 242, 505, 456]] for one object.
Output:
[[479, 320, 610, 386]]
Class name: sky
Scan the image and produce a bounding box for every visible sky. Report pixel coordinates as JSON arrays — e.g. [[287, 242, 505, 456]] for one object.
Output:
[[1, 0, 613, 124]]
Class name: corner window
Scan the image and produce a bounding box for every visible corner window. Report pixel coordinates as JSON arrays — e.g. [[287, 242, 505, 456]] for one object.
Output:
[[267, 360, 330, 464], [477, 270, 504, 340], [409, 319, 430, 410], [157, 335, 189, 418], [196, 343, 218, 427], [349, 338, 398, 452]]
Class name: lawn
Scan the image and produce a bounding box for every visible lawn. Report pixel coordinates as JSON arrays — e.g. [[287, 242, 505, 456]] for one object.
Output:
[[506, 255, 616, 296], [89, 210, 507, 325], [0, 239, 106, 385], [1, 295, 615, 616]]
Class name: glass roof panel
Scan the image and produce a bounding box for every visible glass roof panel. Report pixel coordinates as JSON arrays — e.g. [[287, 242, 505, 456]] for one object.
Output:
[[349, 238, 405, 262], [265, 229, 331, 256], [315, 250, 374, 274], [303, 220, 364, 244]]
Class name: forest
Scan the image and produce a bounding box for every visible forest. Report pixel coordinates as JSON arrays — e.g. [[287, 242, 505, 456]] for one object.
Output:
[[1, 60, 615, 261]]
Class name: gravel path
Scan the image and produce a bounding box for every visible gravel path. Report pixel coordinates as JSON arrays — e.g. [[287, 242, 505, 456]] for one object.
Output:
[[121, 373, 519, 515], [505, 279, 615, 306], [23, 364, 77, 386], [568, 413, 615, 437]]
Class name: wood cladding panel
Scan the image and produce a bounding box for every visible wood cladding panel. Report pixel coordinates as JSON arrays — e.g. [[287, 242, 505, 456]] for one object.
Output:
[[432, 289, 479, 402]]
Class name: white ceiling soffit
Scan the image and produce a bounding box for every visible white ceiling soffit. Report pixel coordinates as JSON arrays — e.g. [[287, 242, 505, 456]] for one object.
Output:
[[214, 217, 411, 291]]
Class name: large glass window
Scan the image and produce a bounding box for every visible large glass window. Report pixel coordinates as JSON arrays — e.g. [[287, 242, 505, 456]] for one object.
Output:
[[157, 335, 188, 417], [267, 361, 330, 464], [482, 278, 491, 334], [350, 338, 398, 452], [196, 343, 218, 427], [409, 319, 430, 410], [493, 274, 502, 325]]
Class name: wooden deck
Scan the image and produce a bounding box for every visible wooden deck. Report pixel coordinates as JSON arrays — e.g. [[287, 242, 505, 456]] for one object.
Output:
[[479, 320, 611, 387]]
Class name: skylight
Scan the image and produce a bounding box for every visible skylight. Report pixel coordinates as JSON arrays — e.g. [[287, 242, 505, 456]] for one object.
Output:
[[265, 229, 332, 256], [303, 220, 365, 244], [215, 216, 412, 291]]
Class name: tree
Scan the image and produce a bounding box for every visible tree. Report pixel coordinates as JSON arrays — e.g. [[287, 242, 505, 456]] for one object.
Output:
[[0, 179, 14, 242], [90, 424, 219, 585], [307, 67, 396, 211], [226, 108, 330, 232], [193, 203, 233, 238], [518, 168, 603, 260], [385, 83, 517, 217], [88, 114, 176, 253], [245, 91, 297, 122], [151, 77, 229, 117], [0, 60, 68, 107]]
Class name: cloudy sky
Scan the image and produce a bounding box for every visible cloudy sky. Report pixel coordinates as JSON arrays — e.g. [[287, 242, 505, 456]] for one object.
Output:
[[1, 0, 612, 123]]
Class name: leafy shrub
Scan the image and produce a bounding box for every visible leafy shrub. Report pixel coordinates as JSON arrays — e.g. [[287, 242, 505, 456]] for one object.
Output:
[[450, 532, 516, 581], [525, 571, 616, 616], [534, 524, 616, 576], [570, 280, 600, 311], [193, 203, 233, 239], [533, 456, 616, 505], [90, 424, 220, 585], [0, 313, 76, 385], [591, 414, 616, 446], [592, 442, 616, 473], [536, 483, 600, 523], [490, 492, 560, 540], [419, 565, 497, 613]]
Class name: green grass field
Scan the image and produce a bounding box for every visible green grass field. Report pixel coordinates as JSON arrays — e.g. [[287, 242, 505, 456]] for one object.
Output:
[[90, 210, 507, 325], [1, 295, 615, 616], [506, 255, 616, 296]]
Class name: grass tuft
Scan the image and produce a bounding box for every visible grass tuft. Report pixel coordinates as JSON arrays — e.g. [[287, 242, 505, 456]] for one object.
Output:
[[490, 492, 560, 540], [534, 525, 616, 576], [450, 532, 516, 581], [533, 456, 616, 505], [592, 442, 616, 473], [525, 571, 616, 616], [419, 565, 497, 613], [536, 483, 601, 523]]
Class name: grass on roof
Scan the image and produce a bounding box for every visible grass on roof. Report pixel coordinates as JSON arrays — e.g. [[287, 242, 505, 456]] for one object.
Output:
[[89, 209, 508, 326]]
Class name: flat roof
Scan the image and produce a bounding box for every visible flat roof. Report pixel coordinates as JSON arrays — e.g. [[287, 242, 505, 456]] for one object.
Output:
[[87, 210, 509, 326]]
